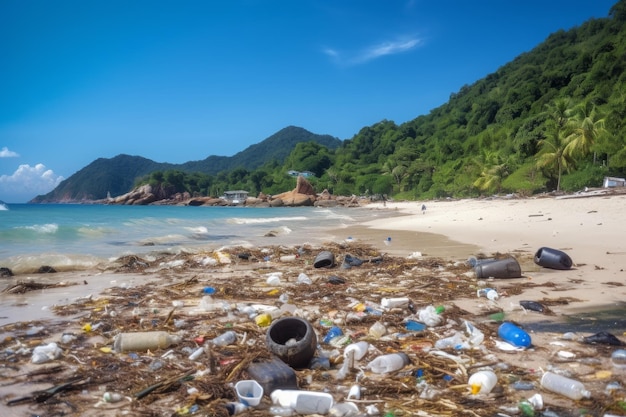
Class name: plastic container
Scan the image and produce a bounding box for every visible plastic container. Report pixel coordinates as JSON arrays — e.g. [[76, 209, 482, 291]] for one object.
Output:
[[246, 357, 298, 396], [540, 372, 591, 400], [211, 330, 237, 347], [468, 369, 497, 394], [498, 322, 531, 348], [381, 297, 410, 309], [271, 389, 334, 414], [366, 352, 410, 374], [313, 251, 335, 268], [113, 331, 181, 353], [235, 380, 264, 407], [368, 321, 387, 338], [611, 349, 626, 369], [534, 247, 573, 270], [266, 317, 317, 368], [344, 341, 369, 361], [475, 258, 522, 279]]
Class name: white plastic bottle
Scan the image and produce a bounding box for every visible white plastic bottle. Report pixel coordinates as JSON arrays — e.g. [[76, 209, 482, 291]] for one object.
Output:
[[381, 297, 410, 309], [366, 352, 410, 374], [344, 341, 369, 361], [211, 330, 237, 346], [113, 331, 181, 353], [468, 369, 497, 394], [540, 372, 591, 400], [270, 389, 334, 414]]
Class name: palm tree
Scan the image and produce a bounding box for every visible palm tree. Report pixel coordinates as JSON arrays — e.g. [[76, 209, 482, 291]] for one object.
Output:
[[473, 151, 510, 194], [536, 99, 578, 192], [565, 101, 605, 160]]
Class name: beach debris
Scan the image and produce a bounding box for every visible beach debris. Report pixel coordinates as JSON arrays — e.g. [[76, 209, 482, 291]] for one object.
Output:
[[534, 246, 573, 270], [519, 300, 548, 313], [474, 257, 522, 278], [1, 242, 619, 416], [0, 266, 13, 277], [582, 331, 624, 346]]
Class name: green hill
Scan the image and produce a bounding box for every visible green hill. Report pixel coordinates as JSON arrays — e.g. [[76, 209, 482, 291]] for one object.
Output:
[[31, 126, 341, 202]]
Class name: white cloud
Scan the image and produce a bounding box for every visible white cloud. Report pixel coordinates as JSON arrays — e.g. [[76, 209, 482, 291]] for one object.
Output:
[[0, 163, 64, 202], [0, 147, 19, 157], [358, 38, 421, 62], [324, 36, 423, 66]]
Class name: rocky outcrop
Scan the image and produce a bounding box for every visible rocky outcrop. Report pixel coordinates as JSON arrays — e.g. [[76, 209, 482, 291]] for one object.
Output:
[[106, 175, 364, 207], [268, 175, 316, 207]]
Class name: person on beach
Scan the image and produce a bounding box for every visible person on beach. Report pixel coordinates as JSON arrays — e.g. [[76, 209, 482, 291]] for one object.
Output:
[[421, 204, 426, 214]]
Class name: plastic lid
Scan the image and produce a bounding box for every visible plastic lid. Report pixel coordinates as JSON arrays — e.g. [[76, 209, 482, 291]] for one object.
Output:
[[435, 305, 445, 314]]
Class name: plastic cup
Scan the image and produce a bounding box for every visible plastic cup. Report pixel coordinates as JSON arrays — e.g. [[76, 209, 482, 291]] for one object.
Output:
[[235, 380, 264, 407]]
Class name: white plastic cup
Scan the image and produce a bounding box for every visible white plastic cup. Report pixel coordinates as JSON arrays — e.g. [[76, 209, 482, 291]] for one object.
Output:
[[468, 370, 497, 394], [271, 389, 334, 414], [235, 380, 263, 407]]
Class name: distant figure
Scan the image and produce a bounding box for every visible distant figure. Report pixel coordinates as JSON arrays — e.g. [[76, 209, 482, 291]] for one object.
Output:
[[421, 204, 426, 214]]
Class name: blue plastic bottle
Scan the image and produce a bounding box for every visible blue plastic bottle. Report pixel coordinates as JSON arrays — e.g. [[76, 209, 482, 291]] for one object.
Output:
[[498, 322, 531, 348]]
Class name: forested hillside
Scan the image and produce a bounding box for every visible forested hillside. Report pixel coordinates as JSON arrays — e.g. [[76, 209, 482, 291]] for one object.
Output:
[[33, 1, 626, 202]]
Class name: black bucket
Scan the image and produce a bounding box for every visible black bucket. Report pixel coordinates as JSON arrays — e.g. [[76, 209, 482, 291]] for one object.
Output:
[[534, 247, 573, 270], [266, 317, 317, 368], [474, 257, 522, 279], [313, 251, 335, 268], [246, 357, 298, 396]]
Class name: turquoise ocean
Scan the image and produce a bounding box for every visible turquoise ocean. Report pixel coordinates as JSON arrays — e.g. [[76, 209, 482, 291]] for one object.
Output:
[[0, 203, 385, 273]]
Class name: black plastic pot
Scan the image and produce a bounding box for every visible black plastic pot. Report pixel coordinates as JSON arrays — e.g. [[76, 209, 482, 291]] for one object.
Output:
[[534, 247, 573, 270], [266, 317, 317, 368], [313, 251, 335, 268], [474, 257, 522, 279]]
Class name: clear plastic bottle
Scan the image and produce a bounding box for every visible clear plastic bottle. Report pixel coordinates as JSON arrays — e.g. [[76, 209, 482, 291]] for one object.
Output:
[[113, 331, 181, 353], [540, 371, 591, 400], [211, 330, 237, 346], [366, 352, 410, 373], [468, 369, 497, 394], [498, 322, 531, 348], [611, 349, 626, 369], [368, 321, 387, 338]]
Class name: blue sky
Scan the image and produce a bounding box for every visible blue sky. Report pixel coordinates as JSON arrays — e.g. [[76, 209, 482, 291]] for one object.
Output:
[[0, 0, 616, 203]]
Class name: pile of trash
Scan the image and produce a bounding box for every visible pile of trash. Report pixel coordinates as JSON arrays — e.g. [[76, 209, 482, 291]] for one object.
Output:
[[1, 242, 625, 416]]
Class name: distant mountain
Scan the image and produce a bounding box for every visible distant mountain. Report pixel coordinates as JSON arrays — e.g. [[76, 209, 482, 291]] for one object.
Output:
[[31, 126, 341, 202]]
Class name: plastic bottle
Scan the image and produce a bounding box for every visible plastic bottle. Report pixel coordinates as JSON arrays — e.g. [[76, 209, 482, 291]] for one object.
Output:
[[366, 352, 410, 374], [468, 369, 497, 394], [381, 297, 410, 309], [270, 389, 334, 414], [344, 341, 369, 361], [540, 372, 591, 400], [611, 349, 626, 369], [113, 331, 181, 353], [369, 321, 387, 338], [476, 288, 499, 301], [211, 330, 237, 347], [498, 322, 531, 348], [323, 326, 343, 344]]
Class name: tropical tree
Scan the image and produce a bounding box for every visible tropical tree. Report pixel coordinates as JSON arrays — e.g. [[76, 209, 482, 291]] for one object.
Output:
[[536, 100, 576, 191], [565, 101, 605, 159]]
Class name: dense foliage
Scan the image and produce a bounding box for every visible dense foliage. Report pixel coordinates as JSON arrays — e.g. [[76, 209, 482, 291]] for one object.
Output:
[[33, 1, 626, 202]]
